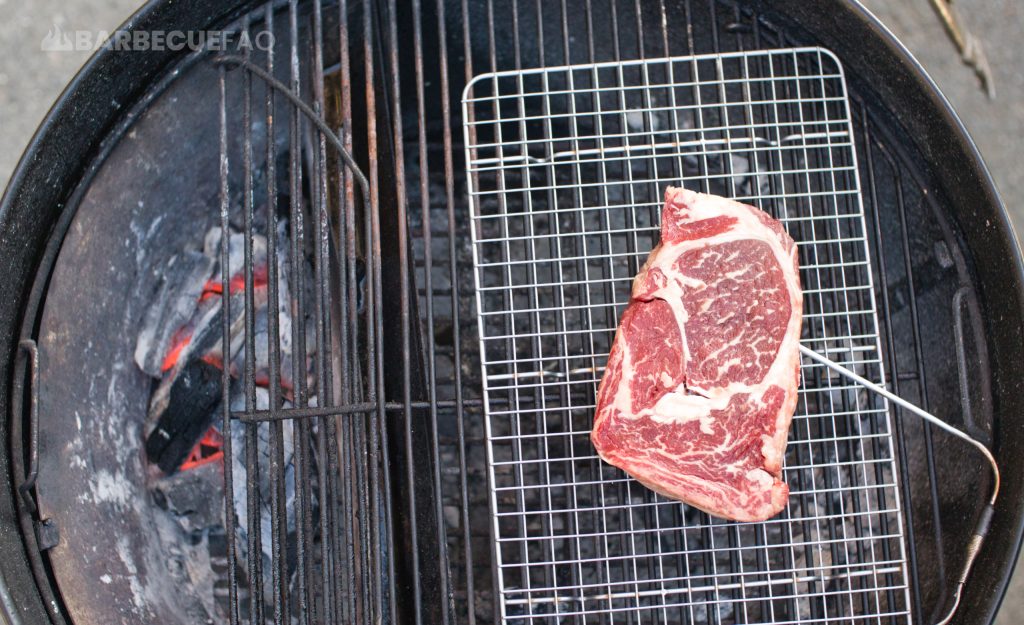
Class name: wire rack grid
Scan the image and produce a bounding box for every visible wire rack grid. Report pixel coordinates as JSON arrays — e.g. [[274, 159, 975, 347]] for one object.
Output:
[[462, 47, 912, 624]]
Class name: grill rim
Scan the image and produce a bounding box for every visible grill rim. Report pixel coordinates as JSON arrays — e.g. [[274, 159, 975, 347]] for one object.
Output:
[[754, 7, 1024, 625], [0, 2, 1019, 625]]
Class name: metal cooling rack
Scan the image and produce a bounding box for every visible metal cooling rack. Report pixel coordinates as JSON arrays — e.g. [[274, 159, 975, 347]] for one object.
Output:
[[463, 47, 913, 624]]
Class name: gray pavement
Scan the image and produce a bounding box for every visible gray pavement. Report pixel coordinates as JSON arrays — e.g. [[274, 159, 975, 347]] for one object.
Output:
[[858, 0, 1024, 236], [0, 1, 1021, 623], [0, 0, 141, 189]]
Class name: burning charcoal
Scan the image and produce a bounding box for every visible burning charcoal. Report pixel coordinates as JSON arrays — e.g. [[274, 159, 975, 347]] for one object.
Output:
[[150, 460, 224, 535], [223, 222, 310, 395], [231, 304, 299, 394], [144, 284, 257, 473], [183, 286, 266, 369], [203, 226, 268, 280], [138, 213, 324, 621], [135, 250, 216, 377], [136, 225, 269, 381], [142, 221, 295, 477], [145, 357, 223, 474]]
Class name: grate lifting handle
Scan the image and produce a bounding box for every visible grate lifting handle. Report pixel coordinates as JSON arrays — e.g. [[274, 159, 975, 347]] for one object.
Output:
[[799, 344, 999, 625], [212, 54, 373, 202]]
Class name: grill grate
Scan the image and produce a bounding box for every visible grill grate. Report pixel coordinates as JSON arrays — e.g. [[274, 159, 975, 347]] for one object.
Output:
[[463, 48, 912, 623], [9, 1, 1001, 624], [213, 3, 397, 623]]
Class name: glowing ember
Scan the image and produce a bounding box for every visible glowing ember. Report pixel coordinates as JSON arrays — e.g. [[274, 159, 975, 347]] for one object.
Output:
[[200, 352, 226, 371], [160, 264, 269, 373], [198, 264, 269, 303], [179, 426, 224, 471], [161, 327, 193, 373]]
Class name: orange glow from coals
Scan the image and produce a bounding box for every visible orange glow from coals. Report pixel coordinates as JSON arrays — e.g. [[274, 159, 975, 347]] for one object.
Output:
[[160, 328, 193, 373], [198, 264, 269, 303], [178, 426, 224, 471]]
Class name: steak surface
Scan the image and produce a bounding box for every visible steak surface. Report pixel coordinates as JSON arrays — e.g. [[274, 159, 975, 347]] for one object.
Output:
[[591, 186, 802, 522]]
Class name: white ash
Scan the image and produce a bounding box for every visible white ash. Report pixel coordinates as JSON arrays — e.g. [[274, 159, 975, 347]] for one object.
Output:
[[134, 251, 215, 377], [79, 468, 133, 508], [203, 226, 268, 280], [226, 387, 302, 567]]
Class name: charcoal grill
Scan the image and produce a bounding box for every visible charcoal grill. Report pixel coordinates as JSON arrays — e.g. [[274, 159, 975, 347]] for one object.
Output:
[[0, 1, 1022, 625]]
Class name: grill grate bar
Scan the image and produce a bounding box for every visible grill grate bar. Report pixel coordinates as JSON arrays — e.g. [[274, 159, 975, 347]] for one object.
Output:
[[411, 0, 459, 622], [335, 1, 359, 619], [285, 3, 311, 623], [464, 46, 912, 624], [453, 0, 489, 620], [238, 12, 260, 624], [383, 0, 428, 619], [218, 59, 243, 625], [214, 1, 401, 621], [307, 1, 334, 621], [435, 0, 480, 618], [271, 1, 290, 617], [262, 3, 282, 619], [363, 0, 398, 620]]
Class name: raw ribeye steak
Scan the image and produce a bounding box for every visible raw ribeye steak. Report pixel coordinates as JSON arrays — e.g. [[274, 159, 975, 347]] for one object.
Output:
[[591, 186, 802, 522]]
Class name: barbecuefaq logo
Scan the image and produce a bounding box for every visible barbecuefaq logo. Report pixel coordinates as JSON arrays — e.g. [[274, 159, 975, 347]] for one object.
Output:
[[41, 23, 274, 53]]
